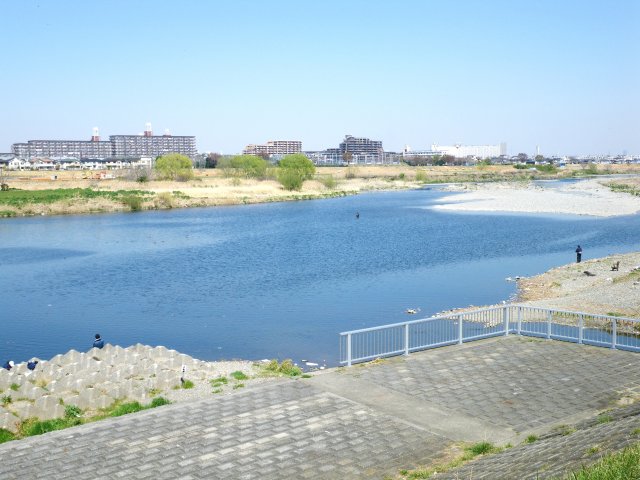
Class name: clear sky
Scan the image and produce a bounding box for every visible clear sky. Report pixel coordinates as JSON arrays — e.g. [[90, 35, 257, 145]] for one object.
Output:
[[1, 0, 638, 156]]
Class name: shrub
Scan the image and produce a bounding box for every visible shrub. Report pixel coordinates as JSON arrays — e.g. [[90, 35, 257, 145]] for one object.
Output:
[[154, 192, 175, 209], [318, 174, 337, 189], [226, 155, 268, 179], [469, 441, 495, 455], [121, 195, 143, 211], [415, 170, 428, 182], [154, 153, 194, 181], [262, 359, 302, 377], [534, 164, 558, 174], [10, 384, 19, 392], [181, 379, 195, 389], [278, 154, 315, 180], [277, 168, 304, 191], [1, 395, 11, 405]]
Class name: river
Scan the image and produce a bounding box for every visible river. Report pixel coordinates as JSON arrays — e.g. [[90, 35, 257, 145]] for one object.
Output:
[[1, 185, 639, 366]]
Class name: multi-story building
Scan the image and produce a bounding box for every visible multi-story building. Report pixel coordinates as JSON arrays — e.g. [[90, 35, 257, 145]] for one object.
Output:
[[339, 135, 383, 157], [11, 124, 197, 160], [243, 140, 302, 157], [429, 143, 507, 159]]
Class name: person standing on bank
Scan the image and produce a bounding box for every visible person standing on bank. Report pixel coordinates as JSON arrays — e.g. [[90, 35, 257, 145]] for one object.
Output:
[[575, 245, 583, 263], [93, 334, 104, 349]]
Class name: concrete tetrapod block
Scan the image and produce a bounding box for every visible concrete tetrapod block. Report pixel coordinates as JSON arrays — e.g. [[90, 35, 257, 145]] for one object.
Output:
[[34, 396, 65, 420], [0, 410, 20, 433], [17, 384, 47, 401], [60, 349, 82, 366], [8, 401, 33, 421], [0, 370, 11, 390], [49, 354, 64, 366]]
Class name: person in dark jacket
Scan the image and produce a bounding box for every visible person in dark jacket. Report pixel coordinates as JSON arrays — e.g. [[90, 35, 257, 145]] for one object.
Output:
[[27, 359, 39, 370], [93, 334, 104, 349], [576, 245, 583, 263], [3, 360, 14, 371]]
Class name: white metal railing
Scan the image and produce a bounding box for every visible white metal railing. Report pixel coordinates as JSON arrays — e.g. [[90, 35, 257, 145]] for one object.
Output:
[[339, 305, 640, 366]]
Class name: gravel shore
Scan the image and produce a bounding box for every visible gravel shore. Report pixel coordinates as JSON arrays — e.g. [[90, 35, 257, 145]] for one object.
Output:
[[431, 179, 640, 217]]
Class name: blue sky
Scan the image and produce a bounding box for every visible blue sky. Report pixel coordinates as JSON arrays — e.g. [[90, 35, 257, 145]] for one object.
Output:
[[1, 0, 638, 156]]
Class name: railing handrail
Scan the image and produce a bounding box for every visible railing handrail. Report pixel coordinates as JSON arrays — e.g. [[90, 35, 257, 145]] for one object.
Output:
[[340, 304, 640, 366], [340, 304, 640, 337]]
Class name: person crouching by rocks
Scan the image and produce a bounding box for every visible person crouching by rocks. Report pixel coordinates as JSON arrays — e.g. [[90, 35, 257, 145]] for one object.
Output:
[[27, 359, 39, 370], [93, 333, 104, 349], [3, 360, 14, 371]]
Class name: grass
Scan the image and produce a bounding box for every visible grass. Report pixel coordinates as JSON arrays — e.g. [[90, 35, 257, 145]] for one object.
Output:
[[259, 359, 302, 377], [399, 442, 501, 479], [230, 371, 248, 381], [210, 376, 228, 389], [525, 434, 538, 444], [2, 395, 12, 405], [597, 414, 613, 424], [0, 396, 171, 444], [10, 384, 19, 392], [0, 188, 153, 207], [181, 379, 195, 389], [608, 182, 640, 197], [562, 443, 640, 479]]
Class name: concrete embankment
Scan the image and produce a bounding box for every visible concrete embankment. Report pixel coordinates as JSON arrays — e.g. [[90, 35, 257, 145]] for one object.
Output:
[[0, 344, 264, 432]]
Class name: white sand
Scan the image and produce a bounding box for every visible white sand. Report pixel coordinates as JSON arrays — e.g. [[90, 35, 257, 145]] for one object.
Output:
[[430, 179, 640, 217]]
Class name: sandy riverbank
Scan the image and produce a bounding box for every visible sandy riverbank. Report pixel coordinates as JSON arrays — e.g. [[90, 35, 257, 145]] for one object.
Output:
[[431, 178, 640, 217]]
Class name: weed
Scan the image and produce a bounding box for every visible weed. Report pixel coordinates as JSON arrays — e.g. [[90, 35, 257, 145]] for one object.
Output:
[[121, 194, 144, 211], [147, 388, 163, 397], [210, 376, 228, 388], [0, 429, 15, 444], [181, 380, 195, 389], [632, 428, 640, 436], [597, 414, 613, 424], [524, 434, 538, 444], [149, 397, 171, 408], [212, 388, 223, 394], [566, 443, 640, 479], [1, 395, 11, 405], [552, 424, 576, 436], [64, 405, 82, 419], [9, 384, 19, 392], [415, 170, 428, 182], [20, 417, 82, 437], [154, 192, 175, 209], [110, 401, 144, 417], [230, 371, 248, 381], [260, 359, 302, 377], [468, 441, 495, 455], [585, 445, 601, 456], [232, 383, 245, 390], [318, 174, 337, 189]]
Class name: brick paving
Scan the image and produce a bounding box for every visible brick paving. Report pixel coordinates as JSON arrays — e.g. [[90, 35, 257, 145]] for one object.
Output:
[[1, 336, 639, 479]]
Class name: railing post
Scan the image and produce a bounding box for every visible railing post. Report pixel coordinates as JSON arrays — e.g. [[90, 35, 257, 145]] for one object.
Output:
[[458, 314, 463, 344], [611, 319, 617, 349], [503, 306, 509, 336], [547, 310, 552, 339], [347, 333, 352, 367], [578, 314, 583, 344], [517, 306, 522, 335], [404, 323, 410, 356]]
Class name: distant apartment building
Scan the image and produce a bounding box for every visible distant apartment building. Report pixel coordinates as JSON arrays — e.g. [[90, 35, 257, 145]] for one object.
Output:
[[11, 124, 197, 160], [306, 134, 397, 165], [339, 135, 383, 156], [243, 140, 302, 157], [429, 143, 507, 159]]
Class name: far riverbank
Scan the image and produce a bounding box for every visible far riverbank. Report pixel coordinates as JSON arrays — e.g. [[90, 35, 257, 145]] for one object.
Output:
[[2, 164, 640, 217]]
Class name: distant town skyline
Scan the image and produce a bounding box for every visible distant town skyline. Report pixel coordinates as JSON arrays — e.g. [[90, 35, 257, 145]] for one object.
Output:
[[1, 0, 638, 157]]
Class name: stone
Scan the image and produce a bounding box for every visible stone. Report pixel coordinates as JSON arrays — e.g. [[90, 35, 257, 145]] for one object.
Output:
[[0, 411, 20, 433]]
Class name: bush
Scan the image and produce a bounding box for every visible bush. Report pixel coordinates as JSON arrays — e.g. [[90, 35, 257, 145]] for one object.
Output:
[[121, 195, 143, 211], [154, 153, 194, 181], [0, 429, 15, 444], [226, 155, 268, 179], [278, 154, 315, 181], [534, 164, 558, 174], [154, 192, 175, 209], [318, 174, 337, 189], [415, 170, 428, 182], [277, 168, 304, 191], [181, 379, 194, 389], [262, 359, 302, 377]]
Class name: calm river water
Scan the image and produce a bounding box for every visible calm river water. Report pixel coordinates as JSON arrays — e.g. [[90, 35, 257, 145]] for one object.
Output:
[[2, 184, 639, 366]]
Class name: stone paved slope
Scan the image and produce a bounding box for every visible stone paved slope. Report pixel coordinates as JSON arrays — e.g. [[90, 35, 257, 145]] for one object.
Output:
[[1, 337, 639, 479], [438, 403, 640, 480]]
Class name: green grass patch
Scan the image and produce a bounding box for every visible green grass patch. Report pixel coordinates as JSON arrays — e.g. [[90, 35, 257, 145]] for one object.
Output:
[[20, 417, 82, 437], [0, 188, 153, 207], [608, 183, 640, 197], [230, 371, 248, 381], [232, 383, 245, 390], [400, 442, 501, 478], [9, 384, 19, 392], [1, 395, 12, 405], [597, 414, 613, 424], [0, 429, 16, 444], [181, 379, 195, 389], [64, 405, 82, 419], [525, 434, 538, 444], [260, 359, 302, 377], [149, 397, 171, 408], [109, 401, 145, 417], [0, 210, 16, 217], [562, 443, 640, 479]]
